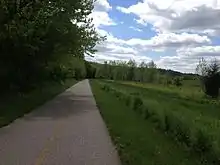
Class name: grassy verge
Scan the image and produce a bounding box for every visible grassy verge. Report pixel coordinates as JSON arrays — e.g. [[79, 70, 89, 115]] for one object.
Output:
[[105, 80, 220, 119], [100, 80, 220, 164], [91, 80, 202, 165], [0, 79, 77, 127]]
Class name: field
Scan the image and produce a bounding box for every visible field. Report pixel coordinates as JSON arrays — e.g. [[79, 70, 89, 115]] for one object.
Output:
[[91, 79, 220, 165]]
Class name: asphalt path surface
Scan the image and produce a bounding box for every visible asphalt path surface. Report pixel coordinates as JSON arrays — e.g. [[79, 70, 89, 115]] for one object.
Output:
[[0, 79, 120, 165]]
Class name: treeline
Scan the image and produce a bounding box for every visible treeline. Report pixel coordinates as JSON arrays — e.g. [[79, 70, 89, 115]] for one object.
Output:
[[87, 59, 220, 98], [89, 60, 192, 87], [0, 0, 101, 93]]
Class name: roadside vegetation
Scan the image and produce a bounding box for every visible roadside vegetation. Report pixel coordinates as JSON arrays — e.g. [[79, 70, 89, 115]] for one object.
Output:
[[0, 0, 101, 127], [91, 80, 204, 165], [92, 78, 220, 165], [90, 59, 220, 164], [0, 79, 77, 127]]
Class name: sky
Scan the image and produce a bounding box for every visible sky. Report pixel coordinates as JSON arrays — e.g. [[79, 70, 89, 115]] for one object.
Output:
[[85, 0, 220, 73]]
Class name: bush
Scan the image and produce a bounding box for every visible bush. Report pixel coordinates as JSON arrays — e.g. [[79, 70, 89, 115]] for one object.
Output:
[[193, 129, 212, 155], [125, 95, 132, 106], [102, 84, 111, 92], [114, 91, 122, 98], [164, 113, 190, 145], [148, 107, 164, 128], [173, 77, 183, 87], [156, 110, 167, 131], [132, 97, 143, 112], [175, 120, 191, 146], [141, 107, 151, 120]]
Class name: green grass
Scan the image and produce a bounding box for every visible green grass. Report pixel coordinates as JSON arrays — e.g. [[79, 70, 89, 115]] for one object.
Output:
[[99, 80, 220, 164], [121, 81, 204, 101], [0, 79, 77, 127], [91, 80, 203, 165], [106, 81, 220, 119]]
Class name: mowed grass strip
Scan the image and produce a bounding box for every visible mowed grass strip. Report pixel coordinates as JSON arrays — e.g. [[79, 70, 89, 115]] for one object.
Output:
[[0, 79, 77, 127], [91, 80, 202, 165]]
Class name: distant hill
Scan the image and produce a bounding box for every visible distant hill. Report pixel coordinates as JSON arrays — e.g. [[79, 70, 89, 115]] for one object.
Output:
[[157, 69, 197, 79]]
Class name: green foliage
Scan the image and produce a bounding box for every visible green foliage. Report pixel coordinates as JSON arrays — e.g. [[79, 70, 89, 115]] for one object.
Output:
[[101, 84, 111, 92], [173, 76, 183, 87], [0, 0, 101, 92], [92, 60, 198, 90], [85, 61, 96, 78], [92, 60, 161, 83], [0, 78, 77, 127], [193, 129, 212, 155], [132, 97, 143, 112], [196, 58, 220, 98]]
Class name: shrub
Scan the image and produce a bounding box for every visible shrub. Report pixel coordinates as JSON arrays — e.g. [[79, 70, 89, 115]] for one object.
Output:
[[141, 106, 150, 120], [114, 91, 122, 98], [148, 107, 163, 128], [102, 84, 110, 92], [165, 114, 190, 146], [132, 97, 143, 112], [125, 95, 132, 106], [193, 128, 212, 155], [156, 110, 167, 131], [130, 92, 140, 96], [164, 112, 170, 132], [175, 120, 191, 146], [173, 77, 183, 87]]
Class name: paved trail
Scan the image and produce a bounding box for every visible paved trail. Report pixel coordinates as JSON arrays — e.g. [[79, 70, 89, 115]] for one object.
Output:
[[0, 80, 120, 165]]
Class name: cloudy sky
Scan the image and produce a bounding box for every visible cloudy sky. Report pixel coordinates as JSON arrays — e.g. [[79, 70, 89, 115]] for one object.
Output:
[[86, 0, 220, 73]]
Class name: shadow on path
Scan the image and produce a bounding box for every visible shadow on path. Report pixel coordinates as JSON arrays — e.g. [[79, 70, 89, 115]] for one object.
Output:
[[23, 90, 97, 120]]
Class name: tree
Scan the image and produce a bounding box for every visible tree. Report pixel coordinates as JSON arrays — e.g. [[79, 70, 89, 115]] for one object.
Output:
[[85, 61, 96, 78], [139, 61, 147, 82], [126, 59, 137, 81], [0, 0, 101, 92], [173, 77, 183, 87], [196, 58, 220, 98], [146, 61, 157, 83]]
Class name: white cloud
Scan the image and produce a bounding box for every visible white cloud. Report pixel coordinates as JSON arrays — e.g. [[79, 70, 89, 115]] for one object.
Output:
[[98, 31, 210, 48], [116, 0, 220, 34], [156, 55, 198, 73], [116, 6, 131, 14], [94, 0, 112, 11], [156, 45, 220, 73], [90, 11, 116, 27], [86, 29, 152, 64], [129, 26, 143, 32], [90, 0, 116, 27], [125, 32, 210, 49], [86, 53, 152, 64], [177, 46, 220, 57], [88, 29, 212, 72]]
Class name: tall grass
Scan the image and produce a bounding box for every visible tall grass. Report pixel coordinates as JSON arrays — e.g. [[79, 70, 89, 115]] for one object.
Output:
[[91, 80, 203, 165], [100, 80, 220, 164]]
